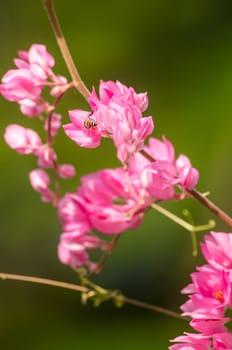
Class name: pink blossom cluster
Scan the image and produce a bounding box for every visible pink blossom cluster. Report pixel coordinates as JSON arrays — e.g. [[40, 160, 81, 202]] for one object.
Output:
[[1, 44, 75, 204], [0, 44, 67, 117], [64, 80, 154, 165], [170, 231, 232, 349], [58, 79, 199, 269], [0, 43, 200, 271], [58, 136, 199, 269]]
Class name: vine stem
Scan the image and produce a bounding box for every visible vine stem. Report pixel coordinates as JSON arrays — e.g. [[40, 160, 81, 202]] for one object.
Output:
[[46, 81, 75, 146], [42, 0, 91, 101], [123, 296, 187, 320], [188, 189, 232, 229], [0, 272, 87, 293], [0, 272, 185, 320], [46, 82, 76, 206]]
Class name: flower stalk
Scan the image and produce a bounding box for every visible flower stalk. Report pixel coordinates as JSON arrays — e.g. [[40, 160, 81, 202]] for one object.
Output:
[[41, 0, 91, 101]]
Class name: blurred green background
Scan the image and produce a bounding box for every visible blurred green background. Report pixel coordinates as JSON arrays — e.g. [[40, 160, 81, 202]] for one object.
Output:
[[0, 0, 232, 348]]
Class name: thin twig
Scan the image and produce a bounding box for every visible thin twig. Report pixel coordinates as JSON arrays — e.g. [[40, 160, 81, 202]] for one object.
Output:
[[46, 82, 76, 205], [0, 272, 185, 320], [46, 81, 75, 146], [123, 296, 187, 320], [42, 0, 91, 101], [188, 189, 232, 229], [0, 272, 87, 293]]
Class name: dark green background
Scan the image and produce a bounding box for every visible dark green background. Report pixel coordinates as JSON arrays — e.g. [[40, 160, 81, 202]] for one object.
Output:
[[0, 0, 232, 348]]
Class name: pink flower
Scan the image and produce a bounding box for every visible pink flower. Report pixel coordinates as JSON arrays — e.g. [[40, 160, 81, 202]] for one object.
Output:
[[4, 124, 42, 154], [169, 332, 211, 350], [145, 136, 175, 162], [24, 44, 55, 80], [130, 136, 199, 195], [142, 161, 178, 200], [19, 98, 45, 118], [29, 169, 54, 203], [57, 168, 151, 269], [171, 232, 232, 348], [0, 67, 45, 118], [36, 145, 57, 168], [58, 230, 102, 270], [63, 110, 101, 148], [44, 113, 62, 137], [50, 75, 68, 97], [64, 80, 154, 163], [89, 80, 148, 114], [76, 168, 151, 234], [4, 124, 58, 169], [190, 318, 230, 335], [91, 80, 154, 164], [213, 332, 232, 349], [181, 265, 231, 319], [133, 116, 154, 143], [58, 167, 150, 236], [58, 194, 102, 269], [113, 115, 154, 164], [170, 331, 232, 350], [176, 154, 199, 190], [201, 232, 232, 271], [0, 44, 68, 117], [58, 194, 92, 233], [0, 69, 42, 102], [58, 164, 76, 179], [130, 137, 176, 173]]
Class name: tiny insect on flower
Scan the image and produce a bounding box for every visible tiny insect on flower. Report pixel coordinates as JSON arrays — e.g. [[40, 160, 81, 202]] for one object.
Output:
[[83, 116, 98, 129]]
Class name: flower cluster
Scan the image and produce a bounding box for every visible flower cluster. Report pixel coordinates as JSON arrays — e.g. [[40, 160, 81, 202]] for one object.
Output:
[[0, 44, 67, 117], [0, 43, 199, 271], [59, 77, 199, 269], [1, 44, 76, 205], [3, 35, 229, 350], [58, 135, 199, 269], [170, 231, 232, 349], [64, 80, 154, 165]]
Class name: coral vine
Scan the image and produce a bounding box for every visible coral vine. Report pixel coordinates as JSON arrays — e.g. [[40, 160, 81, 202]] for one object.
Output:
[[1, 1, 232, 349], [0, 43, 199, 270]]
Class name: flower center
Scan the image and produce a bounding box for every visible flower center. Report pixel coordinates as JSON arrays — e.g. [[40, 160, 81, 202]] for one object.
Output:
[[212, 290, 224, 303]]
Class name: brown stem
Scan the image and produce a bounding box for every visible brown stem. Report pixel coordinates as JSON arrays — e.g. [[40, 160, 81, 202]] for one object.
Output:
[[0, 272, 185, 320], [45, 82, 76, 206], [0, 272, 87, 293], [47, 81, 75, 145], [123, 296, 187, 320], [42, 0, 91, 101], [139, 149, 155, 162], [188, 189, 232, 228]]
